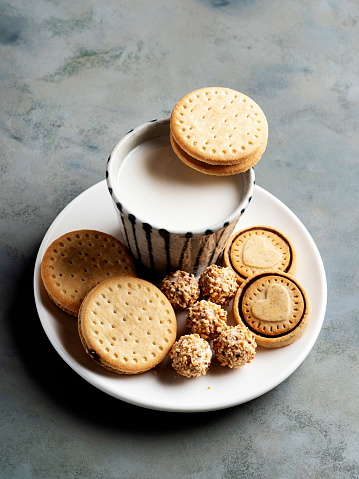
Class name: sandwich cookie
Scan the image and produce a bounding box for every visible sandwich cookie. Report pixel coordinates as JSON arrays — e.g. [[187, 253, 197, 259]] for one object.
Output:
[[223, 226, 296, 284], [170, 133, 266, 176], [78, 276, 177, 374], [233, 272, 311, 348], [170, 87, 268, 175], [41, 230, 136, 316]]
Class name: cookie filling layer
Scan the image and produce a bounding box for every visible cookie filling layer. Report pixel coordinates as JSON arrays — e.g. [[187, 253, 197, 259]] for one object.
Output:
[[170, 133, 265, 175], [79, 330, 147, 374]]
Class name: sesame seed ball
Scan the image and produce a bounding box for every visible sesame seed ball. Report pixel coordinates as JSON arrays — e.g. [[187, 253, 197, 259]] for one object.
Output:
[[169, 334, 212, 378], [158, 270, 200, 311], [186, 300, 228, 340], [199, 265, 239, 306], [213, 326, 257, 368]]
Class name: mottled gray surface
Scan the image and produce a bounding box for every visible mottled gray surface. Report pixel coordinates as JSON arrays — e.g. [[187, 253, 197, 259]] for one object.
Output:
[[1, 0, 358, 478]]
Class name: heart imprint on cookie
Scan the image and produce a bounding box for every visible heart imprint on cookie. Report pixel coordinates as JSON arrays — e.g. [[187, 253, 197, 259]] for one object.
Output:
[[252, 283, 290, 322], [242, 236, 281, 269]]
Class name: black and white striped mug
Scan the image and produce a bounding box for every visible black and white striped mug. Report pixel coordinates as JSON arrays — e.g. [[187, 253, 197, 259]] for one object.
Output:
[[106, 118, 255, 280]]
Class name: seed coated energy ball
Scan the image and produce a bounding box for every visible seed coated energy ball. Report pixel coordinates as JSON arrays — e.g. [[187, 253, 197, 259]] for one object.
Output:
[[158, 270, 200, 311], [169, 334, 212, 378], [186, 300, 228, 340], [199, 265, 238, 306], [213, 325, 257, 368]]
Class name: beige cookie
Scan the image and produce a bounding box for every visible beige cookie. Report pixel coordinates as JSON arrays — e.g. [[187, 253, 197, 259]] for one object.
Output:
[[233, 272, 311, 348], [170, 132, 266, 176], [78, 276, 177, 374], [170, 87, 268, 171], [223, 226, 296, 283], [41, 230, 137, 316]]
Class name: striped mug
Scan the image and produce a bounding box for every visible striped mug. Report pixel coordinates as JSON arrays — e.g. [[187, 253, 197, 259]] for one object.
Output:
[[106, 118, 255, 280]]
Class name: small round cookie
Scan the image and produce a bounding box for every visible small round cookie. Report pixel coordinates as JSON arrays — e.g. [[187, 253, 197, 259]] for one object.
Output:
[[78, 276, 177, 374], [158, 270, 200, 311], [170, 87, 268, 171], [186, 300, 227, 340], [169, 334, 212, 378], [224, 226, 296, 284], [213, 325, 257, 368], [199, 265, 239, 306], [233, 272, 311, 348], [41, 230, 137, 316]]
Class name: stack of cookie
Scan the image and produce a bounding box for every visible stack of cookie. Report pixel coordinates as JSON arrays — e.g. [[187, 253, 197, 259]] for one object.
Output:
[[170, 87, 268, 176], [41, 229, 177, 375]]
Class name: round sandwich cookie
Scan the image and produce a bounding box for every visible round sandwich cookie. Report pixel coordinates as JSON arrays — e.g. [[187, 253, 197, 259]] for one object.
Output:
[[223, 226, 297, 284], [78, 276, 177, 374], [233, 272, 311, 348], [41, 230, 137, 317], [170, 87, 268, 175]]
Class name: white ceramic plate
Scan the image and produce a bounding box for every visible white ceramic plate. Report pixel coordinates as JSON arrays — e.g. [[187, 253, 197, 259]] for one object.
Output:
[[33, 181, 327, 412]]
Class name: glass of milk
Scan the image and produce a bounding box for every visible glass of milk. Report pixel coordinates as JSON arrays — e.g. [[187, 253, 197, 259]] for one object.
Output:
[[106, 118, 255, 280]]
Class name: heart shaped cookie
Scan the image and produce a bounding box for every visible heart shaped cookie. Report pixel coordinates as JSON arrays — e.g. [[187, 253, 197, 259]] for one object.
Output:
[[242, 236, 281, 268], [224, 226, 297, 283], [251, 283, 290, 321], [233, 272, 311, 349]]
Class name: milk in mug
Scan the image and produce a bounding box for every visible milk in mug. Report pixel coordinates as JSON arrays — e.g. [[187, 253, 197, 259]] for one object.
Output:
[[116, 135, 244, 232]]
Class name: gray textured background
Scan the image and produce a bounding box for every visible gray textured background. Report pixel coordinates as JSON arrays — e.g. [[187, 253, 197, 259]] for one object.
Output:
[[1, 1, 358, 478]]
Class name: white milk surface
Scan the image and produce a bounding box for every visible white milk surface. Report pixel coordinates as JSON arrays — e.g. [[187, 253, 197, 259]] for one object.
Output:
[[116, 136, 244, 231]]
